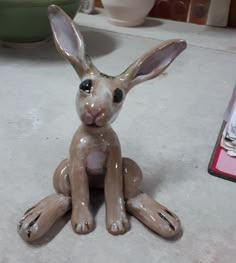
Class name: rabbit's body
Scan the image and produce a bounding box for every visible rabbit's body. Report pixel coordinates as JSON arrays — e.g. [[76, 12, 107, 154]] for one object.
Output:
[[68, 124, 129, 234], [17, 5, 187, 242], [72, 126, 112, 175]]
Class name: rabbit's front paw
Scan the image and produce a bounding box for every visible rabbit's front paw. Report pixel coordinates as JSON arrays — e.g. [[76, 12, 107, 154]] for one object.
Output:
[[107, 212, 129, 235], [72, 206, 94, 234]]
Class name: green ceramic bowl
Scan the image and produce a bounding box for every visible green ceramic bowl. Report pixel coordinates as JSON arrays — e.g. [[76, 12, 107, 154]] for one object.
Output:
[[0, 0, 81, 42]]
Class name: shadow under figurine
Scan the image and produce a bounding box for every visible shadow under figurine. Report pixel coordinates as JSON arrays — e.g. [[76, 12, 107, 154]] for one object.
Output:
[[17, 5, 187, 242]]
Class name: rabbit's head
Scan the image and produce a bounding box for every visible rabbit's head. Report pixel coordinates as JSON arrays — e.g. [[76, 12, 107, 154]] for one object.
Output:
[[48, 5, 186, 128]]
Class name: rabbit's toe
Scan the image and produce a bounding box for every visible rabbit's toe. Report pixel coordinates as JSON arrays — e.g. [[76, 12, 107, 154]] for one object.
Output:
[[72, 207, 94, 234], [107, 213, 129, 235], [18, 209, 42, 241]]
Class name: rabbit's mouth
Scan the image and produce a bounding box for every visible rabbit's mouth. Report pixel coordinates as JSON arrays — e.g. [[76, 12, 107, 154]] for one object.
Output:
[[86, 121, 109, 129], [87, 123, 100, 128], [86, 119, 107, 128]]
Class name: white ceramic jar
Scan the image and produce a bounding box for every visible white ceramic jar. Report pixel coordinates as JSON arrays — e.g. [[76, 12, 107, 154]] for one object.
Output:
[[101, 0, 156, 27]]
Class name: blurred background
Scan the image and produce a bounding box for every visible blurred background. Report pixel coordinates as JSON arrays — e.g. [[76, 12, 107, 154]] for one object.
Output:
[[95, 0, 236, 27]]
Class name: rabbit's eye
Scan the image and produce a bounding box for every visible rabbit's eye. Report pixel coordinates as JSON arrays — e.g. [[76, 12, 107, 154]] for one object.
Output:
[[113, 88, 123, 103], [80, 79, 92, 94]]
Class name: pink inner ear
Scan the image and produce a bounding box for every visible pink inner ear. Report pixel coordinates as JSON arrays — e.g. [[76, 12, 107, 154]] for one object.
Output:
[[135, 42, 184, 77], [136, 52, 172, 77], [49, 10, 80, 59]]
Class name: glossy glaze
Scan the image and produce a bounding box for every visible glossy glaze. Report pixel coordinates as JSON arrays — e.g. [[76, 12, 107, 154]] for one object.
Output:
[[17, 5, 187, 241]]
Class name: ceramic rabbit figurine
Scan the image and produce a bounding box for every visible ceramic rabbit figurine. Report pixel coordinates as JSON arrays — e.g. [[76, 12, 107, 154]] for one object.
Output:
[[17, 5, 187, 242]]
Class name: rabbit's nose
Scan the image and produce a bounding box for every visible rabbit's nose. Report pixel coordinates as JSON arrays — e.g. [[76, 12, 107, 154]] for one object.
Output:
[[82, 111, 95, 125], [86, 104, 103, 118]]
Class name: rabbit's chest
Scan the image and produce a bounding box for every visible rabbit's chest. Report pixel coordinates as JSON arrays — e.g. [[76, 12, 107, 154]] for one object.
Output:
[[76, 137, 108, 174], [86, 151, 106, 173]]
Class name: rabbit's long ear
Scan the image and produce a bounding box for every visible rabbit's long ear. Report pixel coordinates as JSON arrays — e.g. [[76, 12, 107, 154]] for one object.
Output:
[[119, 39, 186, 91], [48, 5, 99, 78]]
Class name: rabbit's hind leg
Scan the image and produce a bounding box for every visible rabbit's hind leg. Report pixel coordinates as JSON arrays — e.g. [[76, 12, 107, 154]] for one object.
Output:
[[17, 159, 72, 242], [53, 159, 71, 196], [123, 158, 181, 238], [17, 194, 71, 242]]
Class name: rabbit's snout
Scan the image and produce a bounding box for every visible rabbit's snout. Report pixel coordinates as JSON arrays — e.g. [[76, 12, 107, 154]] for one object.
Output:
[[82, 104, 107, 127]]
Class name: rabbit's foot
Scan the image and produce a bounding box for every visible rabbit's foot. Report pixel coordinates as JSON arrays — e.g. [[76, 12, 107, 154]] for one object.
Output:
[[107, 211, 129, 235], [17, 194, 71, 242], [72, 206, 94, 234], [126, 193, 181, 238]]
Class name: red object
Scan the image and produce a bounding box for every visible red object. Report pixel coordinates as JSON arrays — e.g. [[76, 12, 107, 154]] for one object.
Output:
[[209, 122, 236, 182], [208, 87, 236, 183], [149, 0, 190, 22], [188, 0, 210, 24]]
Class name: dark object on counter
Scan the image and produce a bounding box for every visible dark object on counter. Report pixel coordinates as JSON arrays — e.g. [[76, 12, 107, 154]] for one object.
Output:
[[0, 0, 81, 42]]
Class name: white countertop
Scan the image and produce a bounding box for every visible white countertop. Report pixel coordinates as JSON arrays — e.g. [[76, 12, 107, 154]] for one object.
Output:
[[1, 10, 236, 263], [77, 9, 236, 53]]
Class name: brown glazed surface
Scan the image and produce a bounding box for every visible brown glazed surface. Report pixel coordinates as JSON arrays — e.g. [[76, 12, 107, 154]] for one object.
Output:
[[17, 5, 187, 241]]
